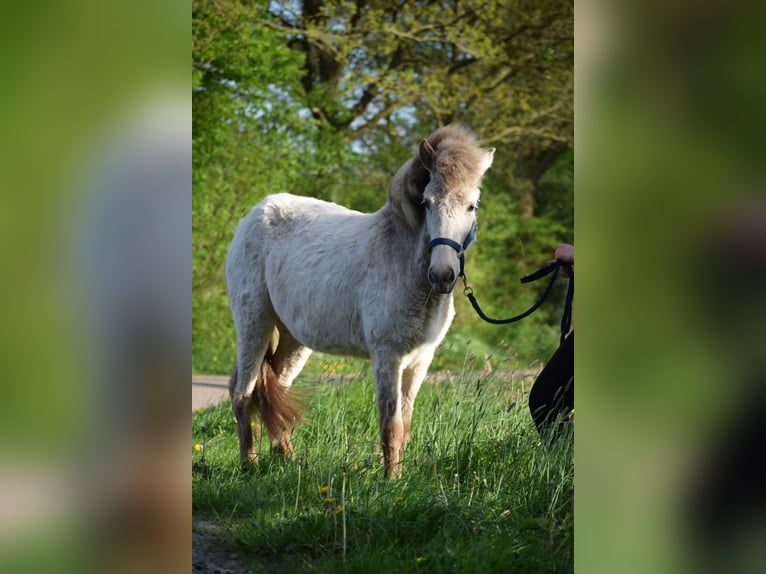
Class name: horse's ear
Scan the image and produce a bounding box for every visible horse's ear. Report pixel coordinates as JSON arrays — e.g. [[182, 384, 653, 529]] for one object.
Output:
[[419, 139, 436, 172], [480, 147, 495, 174]]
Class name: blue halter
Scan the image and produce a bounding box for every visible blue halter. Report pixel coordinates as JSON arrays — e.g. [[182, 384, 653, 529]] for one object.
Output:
[[428, 219, 477, 277]]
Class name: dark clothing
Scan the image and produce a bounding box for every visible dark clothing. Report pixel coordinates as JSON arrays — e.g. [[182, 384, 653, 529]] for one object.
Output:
[[529, 332, 574, 440]]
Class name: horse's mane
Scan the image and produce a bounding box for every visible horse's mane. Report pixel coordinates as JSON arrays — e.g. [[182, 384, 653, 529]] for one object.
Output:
[[387, 124, 487, 232]]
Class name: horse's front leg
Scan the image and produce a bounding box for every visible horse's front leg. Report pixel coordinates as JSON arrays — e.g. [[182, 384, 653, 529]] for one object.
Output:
[[401, 357, 431, 449], [373, 357, 404, 479]]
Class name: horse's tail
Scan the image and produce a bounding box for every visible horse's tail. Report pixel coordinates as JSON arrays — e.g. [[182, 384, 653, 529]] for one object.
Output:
[[253, 332, 304, 445]]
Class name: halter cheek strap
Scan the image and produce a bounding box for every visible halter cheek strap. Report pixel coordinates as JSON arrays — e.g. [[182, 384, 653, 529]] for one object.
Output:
[[428, 220, 478, 277]]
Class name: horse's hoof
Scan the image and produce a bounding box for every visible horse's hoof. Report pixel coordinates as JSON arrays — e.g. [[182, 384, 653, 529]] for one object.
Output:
[[271, 438, 296, 460], [383, 461, 404, 479], [239, 452, 258, 470]]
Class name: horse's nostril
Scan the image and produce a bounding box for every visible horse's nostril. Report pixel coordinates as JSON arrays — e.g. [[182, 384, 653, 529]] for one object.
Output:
[[429, 267, 455, 287]]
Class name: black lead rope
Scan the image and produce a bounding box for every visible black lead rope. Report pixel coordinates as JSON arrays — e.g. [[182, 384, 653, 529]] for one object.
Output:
[[461, 261, 574, 345]]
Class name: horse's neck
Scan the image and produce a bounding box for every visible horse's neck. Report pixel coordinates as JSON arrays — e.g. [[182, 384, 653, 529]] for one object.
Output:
[[376, 204, 433, 291]]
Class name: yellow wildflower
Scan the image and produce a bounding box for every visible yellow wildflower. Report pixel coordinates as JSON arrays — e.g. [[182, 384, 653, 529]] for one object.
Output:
[[193, 444, 202, 452], [195, 407, 204, 415], [416, 557, 427, 563], [319, 486, 329, 495]]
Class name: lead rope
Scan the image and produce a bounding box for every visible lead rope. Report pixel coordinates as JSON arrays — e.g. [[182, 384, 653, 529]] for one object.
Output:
[[460, 261, 574, 345]]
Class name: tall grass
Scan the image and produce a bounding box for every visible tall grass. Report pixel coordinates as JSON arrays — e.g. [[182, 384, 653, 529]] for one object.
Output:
[[192, 365, 573, 573]]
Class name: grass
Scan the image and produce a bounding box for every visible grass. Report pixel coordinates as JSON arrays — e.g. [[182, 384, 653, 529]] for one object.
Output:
[[192, 360, 573, 573]]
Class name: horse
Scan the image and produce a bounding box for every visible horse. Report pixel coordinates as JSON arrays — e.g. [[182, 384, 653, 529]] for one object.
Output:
[[225, 124, 495, 478]]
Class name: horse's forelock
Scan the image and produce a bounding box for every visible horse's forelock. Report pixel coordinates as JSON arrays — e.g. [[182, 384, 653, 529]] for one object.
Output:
[[425, 126, 487, 191]]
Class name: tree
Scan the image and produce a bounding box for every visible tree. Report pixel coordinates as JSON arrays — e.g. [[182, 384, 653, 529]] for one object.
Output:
[[263, 1, 572, 150], [193, 0, 317, 367]]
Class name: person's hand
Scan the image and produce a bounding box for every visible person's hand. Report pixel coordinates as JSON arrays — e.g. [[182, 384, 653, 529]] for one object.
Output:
[[553, 243, 573, 277]]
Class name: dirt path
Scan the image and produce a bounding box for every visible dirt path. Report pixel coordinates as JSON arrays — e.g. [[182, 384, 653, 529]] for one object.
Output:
[[192, 375, 230, 412], [192, 521, 254, 574]]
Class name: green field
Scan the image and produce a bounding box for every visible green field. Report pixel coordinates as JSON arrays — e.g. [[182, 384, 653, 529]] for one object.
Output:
[[192, 362, 573, 573]]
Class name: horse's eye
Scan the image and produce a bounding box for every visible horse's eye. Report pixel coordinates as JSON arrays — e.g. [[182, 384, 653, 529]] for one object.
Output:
[[467, 204, 477, 212], [422, 198, 432, 210]]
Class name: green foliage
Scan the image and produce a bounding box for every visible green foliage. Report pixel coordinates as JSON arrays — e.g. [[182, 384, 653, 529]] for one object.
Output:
[[192, 0, 573, 374], [193, 369, 573, 572]]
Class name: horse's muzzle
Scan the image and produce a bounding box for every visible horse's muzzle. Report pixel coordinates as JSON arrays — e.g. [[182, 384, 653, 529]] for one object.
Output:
[[428, 266, 457, 294]]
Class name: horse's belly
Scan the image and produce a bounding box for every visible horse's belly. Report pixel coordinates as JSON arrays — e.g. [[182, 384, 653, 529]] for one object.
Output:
[[282, 312, 370, 357], [268, 283, 369, 357]]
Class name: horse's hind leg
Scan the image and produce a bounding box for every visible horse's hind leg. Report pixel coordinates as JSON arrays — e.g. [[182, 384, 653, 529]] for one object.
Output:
[[230, 320, 276, 468], [230, 362, 258, 468], [267, 324, 312, 458]]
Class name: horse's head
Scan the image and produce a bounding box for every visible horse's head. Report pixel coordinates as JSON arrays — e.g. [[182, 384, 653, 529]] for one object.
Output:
[[418, 130, 495, 294]]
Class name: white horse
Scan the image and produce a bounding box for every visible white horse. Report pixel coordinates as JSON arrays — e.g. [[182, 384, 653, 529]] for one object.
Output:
[[226, 125, 494, 477]]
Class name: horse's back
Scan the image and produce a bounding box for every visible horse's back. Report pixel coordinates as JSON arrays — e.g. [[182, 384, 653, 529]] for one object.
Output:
[[257, 192, 361, 227], [229, 193, 360, 259]]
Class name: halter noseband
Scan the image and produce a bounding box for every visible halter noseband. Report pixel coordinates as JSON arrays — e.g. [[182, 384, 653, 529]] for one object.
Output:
[[428, 219, 478, 277]]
